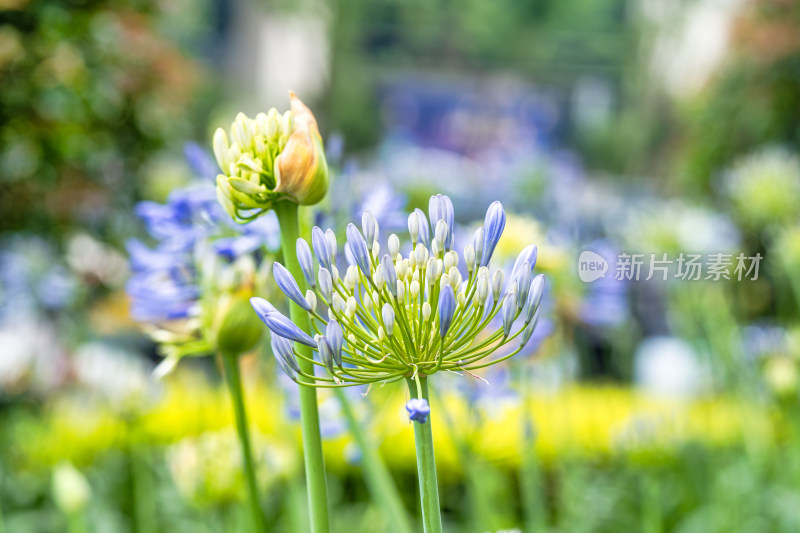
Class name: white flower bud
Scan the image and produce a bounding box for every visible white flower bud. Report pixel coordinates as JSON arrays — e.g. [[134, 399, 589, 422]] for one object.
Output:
[[332, 293, 345, 314], [457, 292, 466, 307], [328, 308, 336, 321], [396, 258, 407, 280], [472, 226, 484, 262], [415, 243, 428, 265], [431, 239, 440, 257], [476, 277, 489, 306], [378, 326, 385, 341], [440, 274, 450, 290], [412, 269, 420, 283], [388, 234, 400, 257], [434, 219, 448, 249], [408, 212, 420, 243], [492, 269, 505, 301], [410, 279, 420, 299], [464, 244, 476, 272], [448, 266, 462, 292], [305, 290, 317, 311], [422, 302, 431, 321], [444, 251, 456, 272], [396, 280, 405, 302], [346, 296, 357, 318], [409, 252, 417, 271], [373, 264, 386, 289], [331, 265, 340, 284], [364, 295, 374, 312], [372, 240, 380, 257], [371, 290, 380, 308]]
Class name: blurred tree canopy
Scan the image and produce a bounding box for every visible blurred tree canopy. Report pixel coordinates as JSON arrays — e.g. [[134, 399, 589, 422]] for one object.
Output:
[[0, 0, 217, 237]]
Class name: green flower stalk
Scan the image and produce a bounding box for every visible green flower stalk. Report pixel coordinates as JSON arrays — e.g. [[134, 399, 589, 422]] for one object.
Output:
[[214, 92, 329, 222], [214, 92, 334, 532], [251, 194, 545, 531]]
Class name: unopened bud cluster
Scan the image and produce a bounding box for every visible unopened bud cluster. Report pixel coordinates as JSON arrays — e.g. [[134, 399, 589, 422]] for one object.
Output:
[[251, 194, 544, 389], [214, 92, 329, 222]]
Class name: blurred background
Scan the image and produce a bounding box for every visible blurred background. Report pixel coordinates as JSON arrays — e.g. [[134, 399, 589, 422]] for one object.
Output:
[[2, 0, 800, 531]]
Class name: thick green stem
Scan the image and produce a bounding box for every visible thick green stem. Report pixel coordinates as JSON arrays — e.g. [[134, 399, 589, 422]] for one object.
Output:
[[334, 388, 414, 533], [221, 352, 265, 533], [274, 201, 331, 533], [407, 377, 443, 533]]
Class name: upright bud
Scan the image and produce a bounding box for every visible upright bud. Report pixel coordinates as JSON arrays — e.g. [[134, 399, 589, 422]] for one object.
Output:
[[464, 244, 476, 272], [481, 201, 506, 266], [388, 234, 400, 257], [408, 212, 420, 244], [312, 226, 332, 271], [491, 269, 505, 301], [318, 268, 333, 301], [296, 238, 315, 288], [438, 285, 456, 337], [382, 303, 395, 336]]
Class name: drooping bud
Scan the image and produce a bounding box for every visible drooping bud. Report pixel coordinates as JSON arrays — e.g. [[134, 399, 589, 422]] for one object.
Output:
[[316, 334, 336, 374], [273, 262, 310, 311], [520, 307, 541, 348], [271, 333, 301, 375], [251, 297, 316, 347], [326, 320, 344, 367]]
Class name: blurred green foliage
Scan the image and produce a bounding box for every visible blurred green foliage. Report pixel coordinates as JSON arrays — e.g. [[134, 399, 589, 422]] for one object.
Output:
[[0, 0, 215, 236]]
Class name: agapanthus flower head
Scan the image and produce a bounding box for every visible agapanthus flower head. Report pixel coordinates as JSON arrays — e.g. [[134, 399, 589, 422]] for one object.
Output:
[[214, 92, 329, 222], [250, 194, 545, 396]]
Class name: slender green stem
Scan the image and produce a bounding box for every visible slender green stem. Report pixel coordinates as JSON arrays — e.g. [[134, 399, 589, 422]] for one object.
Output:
[[406, 376, 443, 533], [334, 388, 414, 533], [274, 201, 331, 533], [221, 352, 265, 533]]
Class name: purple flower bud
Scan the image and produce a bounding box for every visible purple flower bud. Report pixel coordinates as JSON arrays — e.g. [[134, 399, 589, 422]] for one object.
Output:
[[346, 223, 371, 277], [511, 244, 538, 280], [524, 274, 545, 324], [514, 262, 532, 311], [428, 194, 454, 251], [381, 254, 398, 297], [312, 226, 332, 271], [251, 297, 316, 347], [271, 333, 301, 374], [326, 320, 343, 367], [415, 208, 431, 249], [481, 201, 506, 267], [520, 307, 541, 348], [406, 398, 430, 423], [502, 287, 518, 337], [316, 334, 336, 373], [296, 238, 316, 288], [362, 210, 377, 245], [271, 336, 299, 381], [318, 267, 333, 302], [273, 262, 311, 311], [325, 228, 337, 266], [438, 284, 455, 338]]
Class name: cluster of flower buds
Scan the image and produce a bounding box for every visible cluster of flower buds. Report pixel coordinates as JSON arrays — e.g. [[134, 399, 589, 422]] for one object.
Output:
[[213, 92, 329, 222], [250, 194, 544, 403]]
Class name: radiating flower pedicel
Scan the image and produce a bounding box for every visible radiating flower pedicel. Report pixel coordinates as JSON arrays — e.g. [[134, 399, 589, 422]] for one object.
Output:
[[250, 194, 545, 420]]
